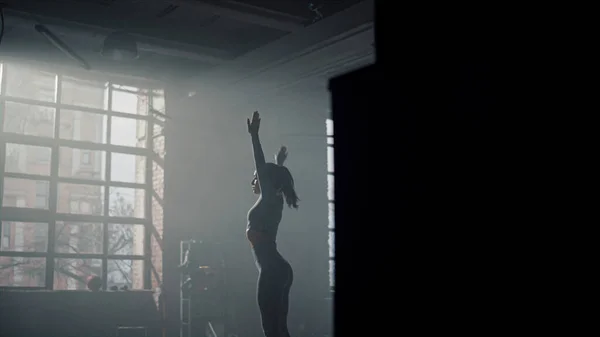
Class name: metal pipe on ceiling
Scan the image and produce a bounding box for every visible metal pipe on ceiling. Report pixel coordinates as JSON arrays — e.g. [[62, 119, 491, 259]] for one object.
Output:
[[34, 24, 91, 70]]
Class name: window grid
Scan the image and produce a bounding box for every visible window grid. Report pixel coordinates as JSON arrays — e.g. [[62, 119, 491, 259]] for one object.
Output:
[[102, 83, 113, 290], [0, 62, 161, 290], [326, 119, 335, 292], [0, 63, 6, 211]]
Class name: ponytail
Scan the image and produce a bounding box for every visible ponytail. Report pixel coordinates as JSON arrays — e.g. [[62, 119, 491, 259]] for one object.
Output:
[[274, 146, 299, 209], [281, 167, 299, 209]]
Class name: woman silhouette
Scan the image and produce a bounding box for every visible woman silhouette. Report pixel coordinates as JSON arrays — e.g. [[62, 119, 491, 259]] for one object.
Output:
[[246, 111, 299, 337]]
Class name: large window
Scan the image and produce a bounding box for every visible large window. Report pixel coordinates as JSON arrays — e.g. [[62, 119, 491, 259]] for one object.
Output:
[[0, 62, 166, 290], [326, 118, 334, 291]]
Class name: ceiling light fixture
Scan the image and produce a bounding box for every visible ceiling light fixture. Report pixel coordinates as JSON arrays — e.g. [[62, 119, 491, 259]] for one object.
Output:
[[101, 31, 138, 61]]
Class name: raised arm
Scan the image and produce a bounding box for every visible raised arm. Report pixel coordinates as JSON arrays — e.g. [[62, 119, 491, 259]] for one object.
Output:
[[247, 111, 274, 194]]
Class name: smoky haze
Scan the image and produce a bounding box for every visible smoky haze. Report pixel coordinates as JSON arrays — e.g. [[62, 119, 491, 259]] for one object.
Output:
[[0, 2, 375, 334], [163, 84, 332, 336]]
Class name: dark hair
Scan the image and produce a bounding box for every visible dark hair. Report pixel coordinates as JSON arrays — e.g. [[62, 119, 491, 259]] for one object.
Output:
[[278, 165, 299, 209], [265, 161, 299, 209]]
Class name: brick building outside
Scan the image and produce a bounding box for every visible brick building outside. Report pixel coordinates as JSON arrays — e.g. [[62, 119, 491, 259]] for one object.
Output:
[[0, 63, 165, 290]]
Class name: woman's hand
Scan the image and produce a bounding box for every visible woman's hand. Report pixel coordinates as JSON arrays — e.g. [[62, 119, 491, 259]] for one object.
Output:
[[247, 111, 261, 135]]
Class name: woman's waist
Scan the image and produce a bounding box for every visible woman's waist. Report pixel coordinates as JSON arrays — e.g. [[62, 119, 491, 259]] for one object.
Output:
[[246, 228, 276, 245]]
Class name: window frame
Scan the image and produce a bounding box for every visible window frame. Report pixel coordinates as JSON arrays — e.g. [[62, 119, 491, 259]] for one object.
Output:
[[0, 61, 164, 290]]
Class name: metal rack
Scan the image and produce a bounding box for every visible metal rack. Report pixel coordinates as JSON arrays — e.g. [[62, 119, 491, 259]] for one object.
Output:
[[180, 240, 192, 337], [179, 240, 227, 337]]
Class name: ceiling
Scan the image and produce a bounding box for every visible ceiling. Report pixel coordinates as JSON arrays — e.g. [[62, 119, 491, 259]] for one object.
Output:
[[0, 0, 373, 92]]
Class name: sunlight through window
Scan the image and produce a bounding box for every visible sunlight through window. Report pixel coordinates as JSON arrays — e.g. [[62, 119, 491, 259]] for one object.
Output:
[[0, 61, 165, 290]]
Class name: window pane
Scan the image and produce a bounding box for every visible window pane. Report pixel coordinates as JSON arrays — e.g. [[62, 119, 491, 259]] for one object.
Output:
[[326, 118, 334, 137], [328, 202, 335, 229], [327, 173, 334, 201], [151, 91, 165, 114], [4, 143, 51, 175], [54, 258, 102, 290], [151, 266, 161, 290], [0, 221, 48, 252], [35, 181, 50, 208], [2, 178, 49, 209], [5, 65, 56, 102], [327, 145, 334, 173], [112, 84, 139, 92], [109, 187, 144, 218], [111, 153, 145, 184], [55, 222, 103, 254], [110, 116, 147, 148], [107, 259, 144, 289], [152, 162, 164, 200], [59, 147, 106, 181], [61, 76, 108, 110], [3, 102, 56, 137], [152, 123, 163, 138], [111, 86, 148, 115], [153, 126, 165, 159], [150, 228, 162, 290], [329, 259, 335, 289], [59, 109, 107, 143], [0, 257, 46, 287], [57, 183, 105, 215], [328, 230, 334, 258], [108, 224, 144, 256]]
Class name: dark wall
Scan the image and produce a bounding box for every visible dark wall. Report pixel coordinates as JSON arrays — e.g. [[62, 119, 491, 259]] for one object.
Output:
[[162, 85, 332, 336], [0, 290, 160, 337]]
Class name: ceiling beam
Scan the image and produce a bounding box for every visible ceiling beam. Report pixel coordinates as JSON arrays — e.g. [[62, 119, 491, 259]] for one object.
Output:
[[184, 0, 374, 89], [0, 31, 214, 82], [4, 9, 235, 64], [3, 0, 306, 32], [169, 0, 306, 32]]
